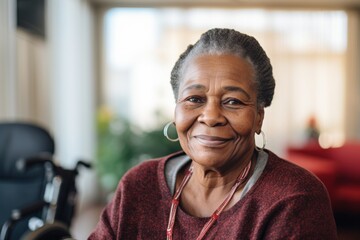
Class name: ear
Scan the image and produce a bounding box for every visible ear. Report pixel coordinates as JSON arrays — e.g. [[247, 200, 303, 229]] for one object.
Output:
[[255, 107, 265, 134]]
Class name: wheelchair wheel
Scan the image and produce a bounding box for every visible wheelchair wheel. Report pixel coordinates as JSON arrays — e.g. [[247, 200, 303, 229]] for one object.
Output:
[[20, 222, 72, 240]]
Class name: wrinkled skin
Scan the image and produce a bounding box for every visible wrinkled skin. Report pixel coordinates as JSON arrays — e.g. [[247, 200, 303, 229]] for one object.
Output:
[[175, 54, 264, 175]]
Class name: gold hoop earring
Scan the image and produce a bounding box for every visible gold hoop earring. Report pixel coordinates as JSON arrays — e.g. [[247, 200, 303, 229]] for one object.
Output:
[[163, 122, 179, 142], [255, 130, 266, 152]]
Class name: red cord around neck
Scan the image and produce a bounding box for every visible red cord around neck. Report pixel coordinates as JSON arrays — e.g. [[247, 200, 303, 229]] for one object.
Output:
[[166, 159, 252, 240]]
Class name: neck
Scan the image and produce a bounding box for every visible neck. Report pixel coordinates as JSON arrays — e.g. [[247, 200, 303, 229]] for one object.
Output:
[[190, 151, 255, 195], [177, 151, 255, 217]]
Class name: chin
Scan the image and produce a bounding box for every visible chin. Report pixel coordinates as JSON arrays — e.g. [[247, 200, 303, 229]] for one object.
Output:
[[189, 149, 232, 168]]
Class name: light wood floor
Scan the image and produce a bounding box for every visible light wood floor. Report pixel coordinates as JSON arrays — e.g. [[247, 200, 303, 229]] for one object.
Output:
[[71, 204, 104, 240]]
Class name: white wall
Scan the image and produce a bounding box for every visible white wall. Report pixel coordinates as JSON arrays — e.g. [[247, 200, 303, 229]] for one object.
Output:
[[0, 0, 16, 119], [15, 30, 52, 126], [1, 0, 98, 208], [47, 0, 98, 207], [0, 1, 51, 127], [346, 10, 360, 140]]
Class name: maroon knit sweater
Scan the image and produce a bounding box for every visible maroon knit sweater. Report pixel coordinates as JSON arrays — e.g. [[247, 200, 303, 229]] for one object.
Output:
[[88, 151, 337, 239]]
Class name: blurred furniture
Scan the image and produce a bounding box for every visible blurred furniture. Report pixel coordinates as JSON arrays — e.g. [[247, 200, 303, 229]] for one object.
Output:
[[287, 142, 360, 214], [0, 122, 90, 240]]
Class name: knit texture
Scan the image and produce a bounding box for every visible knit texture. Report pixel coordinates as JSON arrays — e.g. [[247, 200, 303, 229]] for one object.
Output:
[[88, 150, 337, 239]]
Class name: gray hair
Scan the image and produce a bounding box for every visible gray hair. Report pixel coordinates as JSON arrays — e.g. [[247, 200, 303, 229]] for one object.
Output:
[[170, 28, 275, 108]]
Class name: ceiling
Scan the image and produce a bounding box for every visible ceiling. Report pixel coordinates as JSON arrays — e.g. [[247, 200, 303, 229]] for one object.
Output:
[[89, 0, 360, 9]]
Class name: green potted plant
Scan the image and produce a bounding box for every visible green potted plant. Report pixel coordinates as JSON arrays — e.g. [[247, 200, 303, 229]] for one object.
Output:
[[96, 106, 181, 199]]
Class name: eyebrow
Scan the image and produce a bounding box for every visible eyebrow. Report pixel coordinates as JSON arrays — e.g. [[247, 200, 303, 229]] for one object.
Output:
[[182, 84, 251, 100], [183, 84, 206, 92], [223, 86, 251, 100]]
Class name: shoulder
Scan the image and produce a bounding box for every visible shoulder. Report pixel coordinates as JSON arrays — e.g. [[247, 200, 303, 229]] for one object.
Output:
[[246, 151, 337, 238], [244, 150, 330, 209], [256, 150, 329, 198], [123, 158, 161, 180], [120, 151, 184, 190], [109, 152, 183, 210]]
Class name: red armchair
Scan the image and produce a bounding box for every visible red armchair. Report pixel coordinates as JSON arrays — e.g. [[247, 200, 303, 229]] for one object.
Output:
[[286, 142, 360, 214]]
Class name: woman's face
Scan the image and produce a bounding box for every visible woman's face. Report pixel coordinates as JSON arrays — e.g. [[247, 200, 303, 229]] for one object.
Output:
[[174, 54, 264, 171]]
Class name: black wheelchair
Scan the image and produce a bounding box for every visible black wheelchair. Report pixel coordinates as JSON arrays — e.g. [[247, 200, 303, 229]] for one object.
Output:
[[0, 122, 91, 240]]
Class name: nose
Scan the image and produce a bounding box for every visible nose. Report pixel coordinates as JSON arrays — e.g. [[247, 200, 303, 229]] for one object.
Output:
[[198, 100, 227, 127]]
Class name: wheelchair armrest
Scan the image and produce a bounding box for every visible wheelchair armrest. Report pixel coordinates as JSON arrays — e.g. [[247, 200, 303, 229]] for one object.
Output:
[[16, 154, 54, 172], [0, 201, 48, 240], [11, 201, 47, 221], [75, 160, 92, 170]]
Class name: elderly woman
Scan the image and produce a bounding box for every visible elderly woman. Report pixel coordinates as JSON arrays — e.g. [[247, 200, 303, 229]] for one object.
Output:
[[89, 28, 337, 239]]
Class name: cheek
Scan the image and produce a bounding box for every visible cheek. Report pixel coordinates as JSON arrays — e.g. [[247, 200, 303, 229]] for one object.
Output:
[[174, 105, 195, 133], [174, 105, 197, 153], [230, 112, 258, 136]]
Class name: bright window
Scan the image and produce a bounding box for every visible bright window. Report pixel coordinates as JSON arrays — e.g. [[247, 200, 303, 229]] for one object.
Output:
[[102, 8, 347, 155]]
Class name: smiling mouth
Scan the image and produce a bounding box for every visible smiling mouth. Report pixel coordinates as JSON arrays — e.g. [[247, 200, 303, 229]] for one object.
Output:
[[194, 135, 232, 147]]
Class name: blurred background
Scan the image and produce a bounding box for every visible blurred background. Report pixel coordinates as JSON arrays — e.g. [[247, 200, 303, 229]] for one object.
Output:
[[1, 0, 359, 239]]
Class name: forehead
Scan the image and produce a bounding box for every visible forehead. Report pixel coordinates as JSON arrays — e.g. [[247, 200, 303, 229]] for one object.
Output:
[[180, 54, 256, 88]]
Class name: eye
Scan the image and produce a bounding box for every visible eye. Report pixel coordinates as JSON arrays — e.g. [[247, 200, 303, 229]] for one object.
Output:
[[223, 98, 243, 106], [185, 96, 204, 104], [222, 98, 246, 109]]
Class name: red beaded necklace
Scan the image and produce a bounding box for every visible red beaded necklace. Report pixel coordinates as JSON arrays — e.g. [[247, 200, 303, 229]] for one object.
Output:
[[166, 159, 252, 240]]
